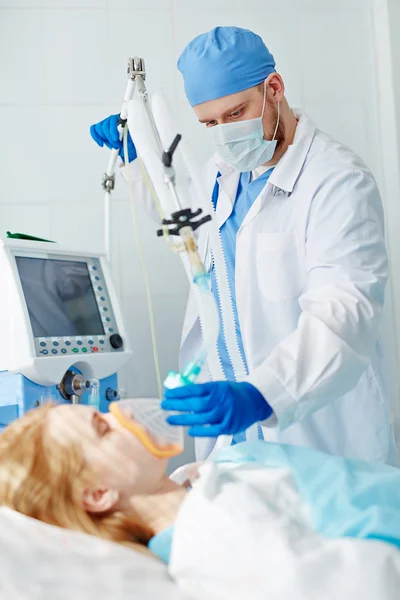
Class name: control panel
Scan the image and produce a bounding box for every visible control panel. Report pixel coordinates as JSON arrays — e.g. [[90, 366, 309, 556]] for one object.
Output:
[[35, 333, 123, 357], [25, 256, 125, 359]]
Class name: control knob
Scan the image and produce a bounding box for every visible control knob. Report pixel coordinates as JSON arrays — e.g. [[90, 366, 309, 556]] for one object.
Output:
[[109, 333, 123, 349]]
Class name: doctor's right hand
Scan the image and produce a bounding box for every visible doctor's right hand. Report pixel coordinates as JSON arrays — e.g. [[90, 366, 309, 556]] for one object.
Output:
[[90, 114, 137, 163]]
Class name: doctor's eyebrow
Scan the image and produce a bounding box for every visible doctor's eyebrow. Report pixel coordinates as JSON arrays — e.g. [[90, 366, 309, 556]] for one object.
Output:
[[198, 102, 247, 123]]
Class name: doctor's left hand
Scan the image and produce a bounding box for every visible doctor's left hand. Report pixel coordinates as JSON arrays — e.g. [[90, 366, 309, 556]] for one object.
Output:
[[161, 381, 272, 437]]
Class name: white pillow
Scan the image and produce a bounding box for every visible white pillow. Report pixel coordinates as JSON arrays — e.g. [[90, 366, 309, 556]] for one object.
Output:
[[0, 507, 189, 600]]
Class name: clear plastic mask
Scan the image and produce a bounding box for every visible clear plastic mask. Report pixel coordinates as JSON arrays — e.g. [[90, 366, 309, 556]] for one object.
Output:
[[109, 397, 184, 459]]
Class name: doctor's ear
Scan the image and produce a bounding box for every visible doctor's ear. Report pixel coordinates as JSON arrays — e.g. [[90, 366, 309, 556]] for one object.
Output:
[[82, 487, 120, 513], [265, 73, 285, 102]]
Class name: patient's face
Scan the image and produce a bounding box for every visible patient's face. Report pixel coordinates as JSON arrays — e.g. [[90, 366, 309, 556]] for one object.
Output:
[[47, 404, 168, 499]]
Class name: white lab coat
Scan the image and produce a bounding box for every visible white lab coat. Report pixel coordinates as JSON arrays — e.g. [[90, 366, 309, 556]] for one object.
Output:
[[123, 110, 397, 465]]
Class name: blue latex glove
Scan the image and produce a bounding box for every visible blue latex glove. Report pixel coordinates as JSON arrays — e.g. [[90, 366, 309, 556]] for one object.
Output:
[[161, 381, 272, 437], [90, 114, 137, 163]]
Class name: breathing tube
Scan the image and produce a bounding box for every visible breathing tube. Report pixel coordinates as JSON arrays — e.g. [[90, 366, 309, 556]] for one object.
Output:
[[151, 94, 248, 383], [126, 95, 221, 388]]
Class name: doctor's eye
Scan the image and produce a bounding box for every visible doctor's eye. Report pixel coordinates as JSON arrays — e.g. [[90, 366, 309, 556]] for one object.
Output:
[[206, 120, 217, 127], [229, 108, 243, 119]]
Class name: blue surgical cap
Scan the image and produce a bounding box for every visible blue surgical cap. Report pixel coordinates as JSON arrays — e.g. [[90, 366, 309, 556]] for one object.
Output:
[[177, 26, 276, 107]]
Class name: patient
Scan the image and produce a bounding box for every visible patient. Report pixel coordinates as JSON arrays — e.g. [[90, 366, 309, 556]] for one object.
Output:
[[1, 402, 400, 569], [0, 402, 187, 559]]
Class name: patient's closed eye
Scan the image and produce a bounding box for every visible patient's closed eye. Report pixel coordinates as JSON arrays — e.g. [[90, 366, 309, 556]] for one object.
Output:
[[92, 413, 110, 437]]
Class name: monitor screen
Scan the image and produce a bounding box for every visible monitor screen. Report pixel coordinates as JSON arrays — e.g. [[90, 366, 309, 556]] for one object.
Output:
[[15, 257, 105, 338]]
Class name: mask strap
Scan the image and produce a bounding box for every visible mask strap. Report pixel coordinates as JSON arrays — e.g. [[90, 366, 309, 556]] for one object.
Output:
[[272, 102, 280, 141], [261, 79, 267, 118], [261, 80, 280, 141]]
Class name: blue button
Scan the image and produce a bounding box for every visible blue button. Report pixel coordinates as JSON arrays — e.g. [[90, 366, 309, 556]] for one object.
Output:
[[53, 341, 59, 347], [61, 348, 67, 354], [100, 296, 105, 301], [108, 328, 114, 333], [88, 340, 93, 345], [92, 266, 97, 270], [51, 349, 58, 355], [99, 340, 105, 345], [97, 286, 103, 291], [77, 340, 83, 346], [40, 341, 46, 347], [94, 276, 100, 281], [103, 307, 108, 312], [65, 340, 71, 346], [40, 349, 48, 355], [105, 317, 111, 323]]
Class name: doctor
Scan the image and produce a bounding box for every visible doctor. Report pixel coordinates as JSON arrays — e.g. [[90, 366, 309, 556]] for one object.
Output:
[[90, 27, 397, 465]]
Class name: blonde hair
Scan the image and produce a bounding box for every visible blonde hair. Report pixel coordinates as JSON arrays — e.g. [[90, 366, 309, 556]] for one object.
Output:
[[0, 404, 153, 554]]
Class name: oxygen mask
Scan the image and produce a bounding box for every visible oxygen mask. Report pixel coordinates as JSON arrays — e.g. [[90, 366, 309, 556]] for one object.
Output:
[[109, 397, 184, 459]]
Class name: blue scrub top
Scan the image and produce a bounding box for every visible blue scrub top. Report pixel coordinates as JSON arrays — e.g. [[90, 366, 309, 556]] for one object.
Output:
[[210, 168, 274, 443]]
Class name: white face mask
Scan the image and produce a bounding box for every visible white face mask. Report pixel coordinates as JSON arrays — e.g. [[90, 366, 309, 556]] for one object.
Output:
[[209, 80, 280, 172]]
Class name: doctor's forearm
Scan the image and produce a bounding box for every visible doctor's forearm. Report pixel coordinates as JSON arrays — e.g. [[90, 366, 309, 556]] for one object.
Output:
[[246, 292, 382, 429]]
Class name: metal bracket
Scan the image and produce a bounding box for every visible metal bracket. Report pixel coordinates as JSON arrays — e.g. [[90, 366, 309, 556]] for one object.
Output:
[[127, 56, 146, 80], [102, 173, 115, 192]]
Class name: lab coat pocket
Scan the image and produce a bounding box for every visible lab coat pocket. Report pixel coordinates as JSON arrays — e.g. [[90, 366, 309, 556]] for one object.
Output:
[[256, 232, 303, 301]]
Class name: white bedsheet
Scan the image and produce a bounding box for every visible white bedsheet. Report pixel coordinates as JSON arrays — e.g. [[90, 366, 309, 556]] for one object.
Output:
[[0, 507, 189, 600], [170, 462, 400, 600]]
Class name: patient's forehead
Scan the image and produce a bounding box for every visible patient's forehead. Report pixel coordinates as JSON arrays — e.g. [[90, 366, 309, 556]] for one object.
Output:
[[47, 404, 96, 442]]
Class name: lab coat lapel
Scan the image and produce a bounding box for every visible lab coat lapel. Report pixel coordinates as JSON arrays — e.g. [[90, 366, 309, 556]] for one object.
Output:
[[181, 168, 239, 354], [215, 170, 240, 228], [201, 168, 240, 267], [240, 182, 275, 229]]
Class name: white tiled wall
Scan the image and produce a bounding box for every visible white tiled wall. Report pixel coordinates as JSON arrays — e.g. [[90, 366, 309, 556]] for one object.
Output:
[[1, 0, 398, 461]]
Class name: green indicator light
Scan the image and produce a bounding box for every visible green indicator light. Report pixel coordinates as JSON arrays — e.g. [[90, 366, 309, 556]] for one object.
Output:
[[73, 348, 79, 353], [81, 348, 87, 353]]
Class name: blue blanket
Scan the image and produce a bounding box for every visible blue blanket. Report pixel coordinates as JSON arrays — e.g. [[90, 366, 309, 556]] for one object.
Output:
[[213, 441, 400, 548]]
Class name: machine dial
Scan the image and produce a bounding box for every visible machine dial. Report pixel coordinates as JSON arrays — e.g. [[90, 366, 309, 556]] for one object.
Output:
[[109, 333, 123, 349]]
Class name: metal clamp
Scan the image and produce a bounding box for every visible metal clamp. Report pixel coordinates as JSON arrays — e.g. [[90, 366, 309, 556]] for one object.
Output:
[[127, 56, 146, 80], [157, 208, 211, 237], [102, 173, 115, 192]]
